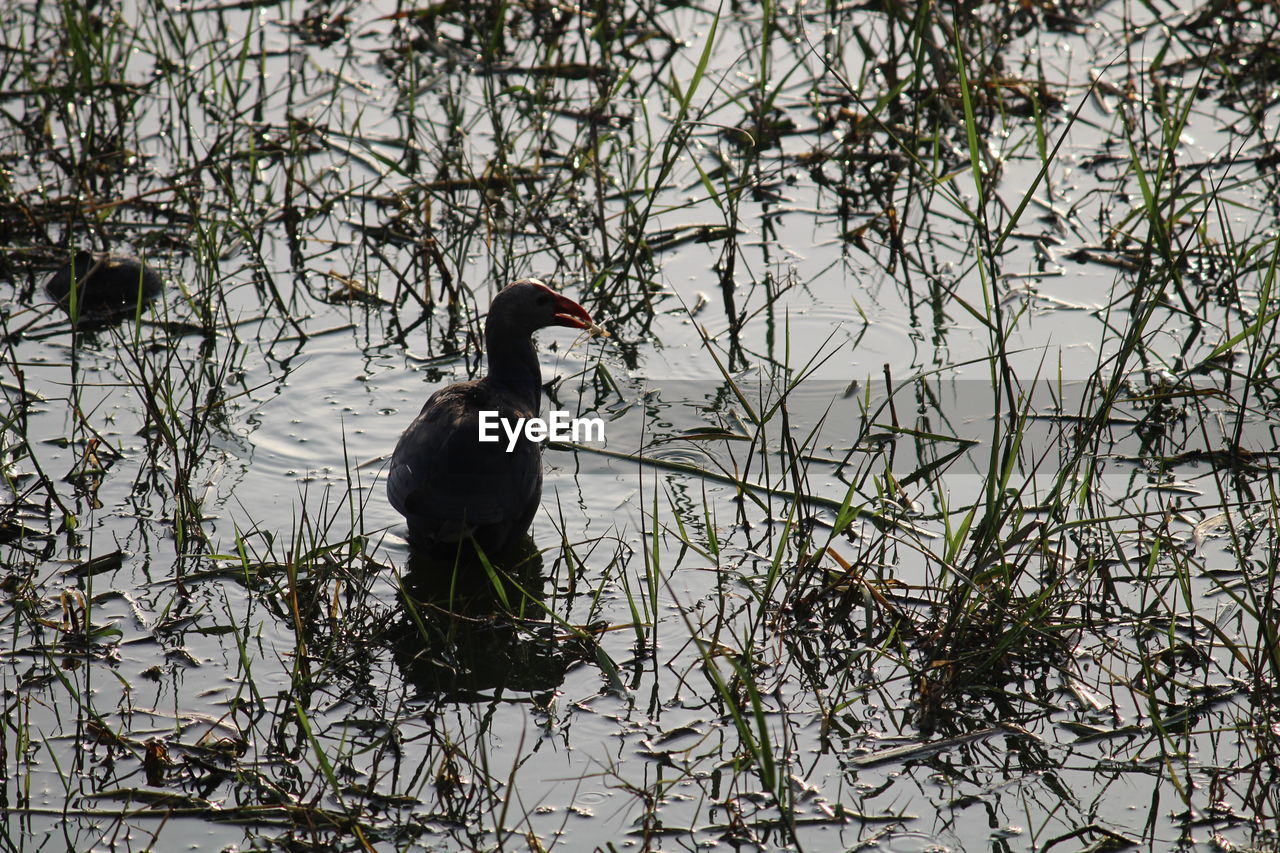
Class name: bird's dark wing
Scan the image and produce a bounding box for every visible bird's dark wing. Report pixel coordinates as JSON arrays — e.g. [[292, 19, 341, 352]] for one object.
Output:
[[387, 383, 542, 542]]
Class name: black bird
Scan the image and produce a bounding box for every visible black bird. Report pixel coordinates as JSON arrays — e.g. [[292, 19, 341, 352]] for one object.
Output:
[[45, 250, 163, 322], [387, 279, 598, 553]]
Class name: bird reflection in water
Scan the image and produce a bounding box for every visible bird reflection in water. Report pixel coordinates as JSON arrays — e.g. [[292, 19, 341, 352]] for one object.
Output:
[[388, 537, 568, 703]]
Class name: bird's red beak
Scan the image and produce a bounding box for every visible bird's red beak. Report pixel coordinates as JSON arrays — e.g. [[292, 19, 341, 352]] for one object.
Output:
[[528, 279, 606, 336], [551, 293, 595, 330]]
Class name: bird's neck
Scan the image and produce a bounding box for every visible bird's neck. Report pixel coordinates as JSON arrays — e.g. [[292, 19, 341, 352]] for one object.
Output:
[[484, 322, 543, 410]]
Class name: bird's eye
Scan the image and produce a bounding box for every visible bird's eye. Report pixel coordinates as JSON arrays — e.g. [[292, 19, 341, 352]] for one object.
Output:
[[536, 295, 551, 306]]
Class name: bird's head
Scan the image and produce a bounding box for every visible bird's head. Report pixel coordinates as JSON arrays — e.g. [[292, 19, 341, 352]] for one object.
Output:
[[489, 279, 603, 336]]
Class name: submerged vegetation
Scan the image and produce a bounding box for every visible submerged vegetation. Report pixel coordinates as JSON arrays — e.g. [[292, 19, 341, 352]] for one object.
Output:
[[2, 0, 1280, 850]]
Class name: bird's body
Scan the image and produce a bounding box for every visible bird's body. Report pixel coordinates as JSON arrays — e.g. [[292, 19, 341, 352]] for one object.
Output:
[[45, 250, 164, 321], [387, 279, 597, 553], [388, 380, 544, 552]]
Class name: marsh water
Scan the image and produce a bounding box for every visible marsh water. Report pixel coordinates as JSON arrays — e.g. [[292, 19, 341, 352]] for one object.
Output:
[[3, 0, 1280, 850]]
